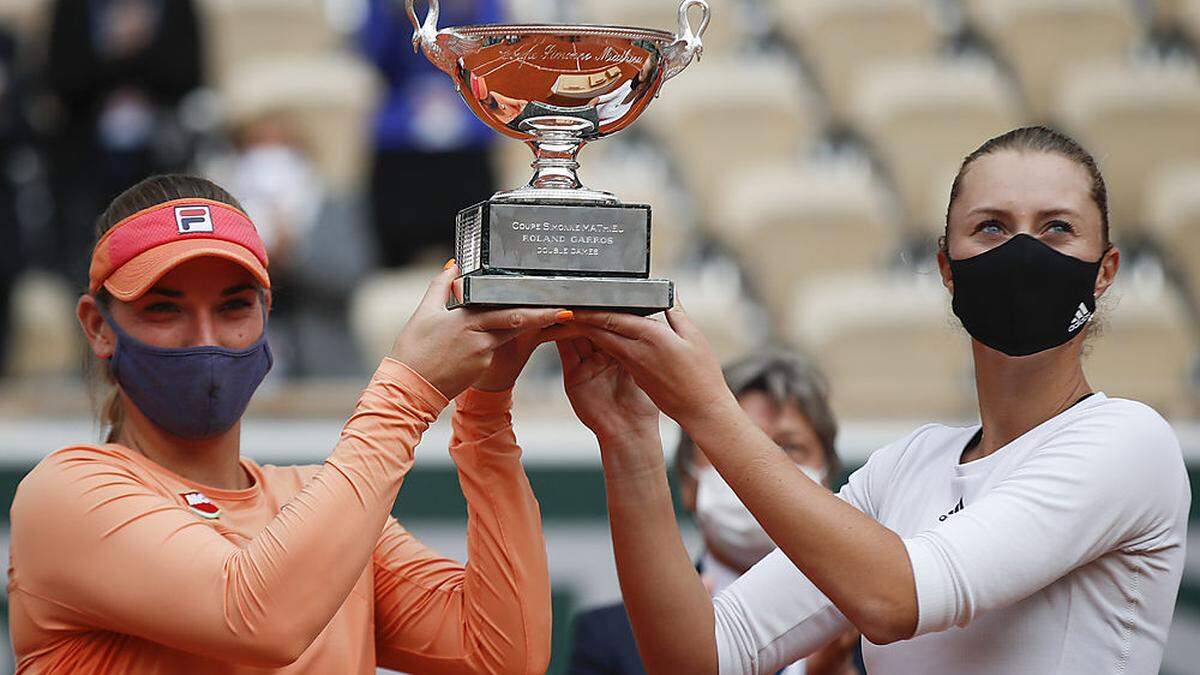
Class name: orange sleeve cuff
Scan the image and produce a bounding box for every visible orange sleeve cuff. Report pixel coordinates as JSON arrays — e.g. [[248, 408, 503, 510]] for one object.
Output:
[[454, 387, 514, 415], [377, 357, 451, 415]]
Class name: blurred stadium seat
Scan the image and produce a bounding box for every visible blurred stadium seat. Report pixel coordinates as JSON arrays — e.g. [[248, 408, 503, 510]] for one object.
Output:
[[198, 0, 338, 89], [668, 261, 767, 363], [772, 0, 941, 124], [786, 269, 975, 420], [9, 271, 77, 378], [1056, 59, 1200, 235], [640, 55, 817, 233], [851, 57, 1023, 238], [1147, 162, 1200, 299], [349, 265, 441, 365], [221, 54, 380, 191], [1187, 0, 1200, 41], [1084, 275, 1198, 418], [582, 149, 697, 272], [971, 0, 1139, 121], [712, 158, 899, 331]]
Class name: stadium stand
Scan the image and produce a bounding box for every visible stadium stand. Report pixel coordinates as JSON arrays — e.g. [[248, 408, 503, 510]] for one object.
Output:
[[712, 157, 899, 332], [639, 55, 818, 234], [1055, 59, 1200, 235], [971, 0, 1140, 121], [1148, 162, 1200, 302], [772, 0, 942, 125], [786, 269, 976, 420], [851, 57, 1024, 238], [1084, 274, 1198, 418]]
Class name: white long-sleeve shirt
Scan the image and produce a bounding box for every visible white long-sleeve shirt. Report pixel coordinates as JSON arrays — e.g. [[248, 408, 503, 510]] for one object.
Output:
[[713, 392, 1190, 674]]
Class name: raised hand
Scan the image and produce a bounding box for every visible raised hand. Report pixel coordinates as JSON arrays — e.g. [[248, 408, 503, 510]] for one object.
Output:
[[389, 263, 569, 399], [569, 299, 736, 426], [556, 337, 660, 445], [472, 319, 577, 393]]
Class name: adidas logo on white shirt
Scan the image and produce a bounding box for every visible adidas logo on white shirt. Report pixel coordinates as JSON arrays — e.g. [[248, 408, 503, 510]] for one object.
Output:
[[1067, 302, 1092, 333]]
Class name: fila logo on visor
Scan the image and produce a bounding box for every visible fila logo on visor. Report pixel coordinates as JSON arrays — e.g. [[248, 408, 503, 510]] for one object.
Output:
[[175, 205, 214, 234], [180, 490, 221, 519]]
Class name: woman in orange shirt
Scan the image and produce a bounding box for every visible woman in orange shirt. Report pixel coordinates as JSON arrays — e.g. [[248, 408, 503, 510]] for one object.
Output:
[[8, 174, 567, 674]]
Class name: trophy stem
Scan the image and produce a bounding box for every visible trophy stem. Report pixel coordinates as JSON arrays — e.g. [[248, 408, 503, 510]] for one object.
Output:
[[494, 116, 616, 203], [527, 117, 588, 191]]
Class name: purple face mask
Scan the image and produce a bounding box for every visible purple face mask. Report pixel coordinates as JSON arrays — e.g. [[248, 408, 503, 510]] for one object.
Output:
[[97, 302, 273, 440]]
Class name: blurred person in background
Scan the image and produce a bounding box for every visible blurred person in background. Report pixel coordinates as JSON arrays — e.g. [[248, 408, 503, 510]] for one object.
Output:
[[44, 0, 202, 286], [207, 112, 374, 378], [7, 174, 569, 673], [561, 126, 1189, 674], [360, 0, 501, 267], [568, 349, 860, 675], [0, 23, 31, 376]]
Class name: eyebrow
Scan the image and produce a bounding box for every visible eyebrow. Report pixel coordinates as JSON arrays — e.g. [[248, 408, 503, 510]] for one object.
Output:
[[221, 284, 257, 297], [966, 206, 1083, 219], [143, 284, 257, 299]]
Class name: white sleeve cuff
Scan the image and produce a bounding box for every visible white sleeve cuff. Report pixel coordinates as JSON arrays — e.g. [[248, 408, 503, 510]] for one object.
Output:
[[903, 532, 959, 636]]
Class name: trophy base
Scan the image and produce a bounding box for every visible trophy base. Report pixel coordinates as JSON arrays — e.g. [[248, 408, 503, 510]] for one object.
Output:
[[451, 275, 673, 315]]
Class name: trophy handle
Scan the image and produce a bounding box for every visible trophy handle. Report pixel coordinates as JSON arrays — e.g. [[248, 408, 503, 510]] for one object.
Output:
[[662, 0, 710, 83], [406, 0, 457, 75]]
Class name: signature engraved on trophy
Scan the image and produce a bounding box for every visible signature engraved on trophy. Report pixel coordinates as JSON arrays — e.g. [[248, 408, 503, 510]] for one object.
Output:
[[493, 41, 647, 67]]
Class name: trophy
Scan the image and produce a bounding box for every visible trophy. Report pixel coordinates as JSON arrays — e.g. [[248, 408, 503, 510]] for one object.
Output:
[[407, 0, 710, 314]]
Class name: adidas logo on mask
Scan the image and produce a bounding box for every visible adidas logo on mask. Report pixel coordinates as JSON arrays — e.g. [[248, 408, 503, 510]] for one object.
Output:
[[1067, 302, 1092, 333]]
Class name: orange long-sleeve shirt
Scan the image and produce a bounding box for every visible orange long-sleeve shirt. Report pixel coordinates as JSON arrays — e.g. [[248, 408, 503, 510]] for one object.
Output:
[[7, 358, 552, 674]]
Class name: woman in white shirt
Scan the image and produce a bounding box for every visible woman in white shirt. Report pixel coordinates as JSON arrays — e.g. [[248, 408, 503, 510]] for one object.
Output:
[[554, 126, 1191, 674]]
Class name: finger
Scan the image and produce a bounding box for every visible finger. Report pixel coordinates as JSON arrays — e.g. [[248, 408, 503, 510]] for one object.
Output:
[[483, 325, 527, 348], [485, 315, 576, 349], [572, 310, 668, 342], [539, 324, 583, 344], [555, 338, 582, 372], [572, 324, 641, 362], [468, 307, 567, 332], [573, 336, 595, 359], [663, 292, 703, 342], [418, 260, 460, 312]]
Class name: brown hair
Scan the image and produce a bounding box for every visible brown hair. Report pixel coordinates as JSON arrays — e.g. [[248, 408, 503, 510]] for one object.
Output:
[[673, 348, 841, 488], [940, 126, 1111, 254], [87, 175, 245, 443]]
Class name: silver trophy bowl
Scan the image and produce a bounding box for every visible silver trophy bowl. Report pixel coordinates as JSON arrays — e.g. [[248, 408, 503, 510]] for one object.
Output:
[[407, 0, 710, 203]]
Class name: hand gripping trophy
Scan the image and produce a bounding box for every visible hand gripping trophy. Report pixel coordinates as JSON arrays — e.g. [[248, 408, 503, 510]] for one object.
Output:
[[407, 0, 710, 314]]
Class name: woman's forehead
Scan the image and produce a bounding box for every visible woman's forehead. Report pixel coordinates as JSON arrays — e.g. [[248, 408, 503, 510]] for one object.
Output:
[[952, 150, 1100, 222]]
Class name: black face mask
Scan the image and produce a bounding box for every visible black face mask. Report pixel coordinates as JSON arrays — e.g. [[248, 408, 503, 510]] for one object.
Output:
[[948, 234, 1104, 357]]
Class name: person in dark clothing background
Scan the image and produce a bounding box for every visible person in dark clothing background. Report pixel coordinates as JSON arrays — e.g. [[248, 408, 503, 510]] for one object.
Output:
[[359, 0, 501, 268], [44, 0, 203, 287], [569, 350, 863, 675], [0, 24, 31, 375]]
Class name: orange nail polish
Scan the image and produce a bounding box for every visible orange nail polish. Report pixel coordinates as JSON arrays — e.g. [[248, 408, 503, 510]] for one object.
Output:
[[556, 310, 575, 323], [443, 258, 457, 270]]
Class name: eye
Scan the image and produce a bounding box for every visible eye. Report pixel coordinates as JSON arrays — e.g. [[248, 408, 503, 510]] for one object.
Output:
[[1047, 219, 1075, 234], [221, 297, 254, 312], [973, 219, 1004, 235]]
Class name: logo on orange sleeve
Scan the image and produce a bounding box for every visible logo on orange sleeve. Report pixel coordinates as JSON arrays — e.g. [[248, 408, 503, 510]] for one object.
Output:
[[180, 490, 221, 519]]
